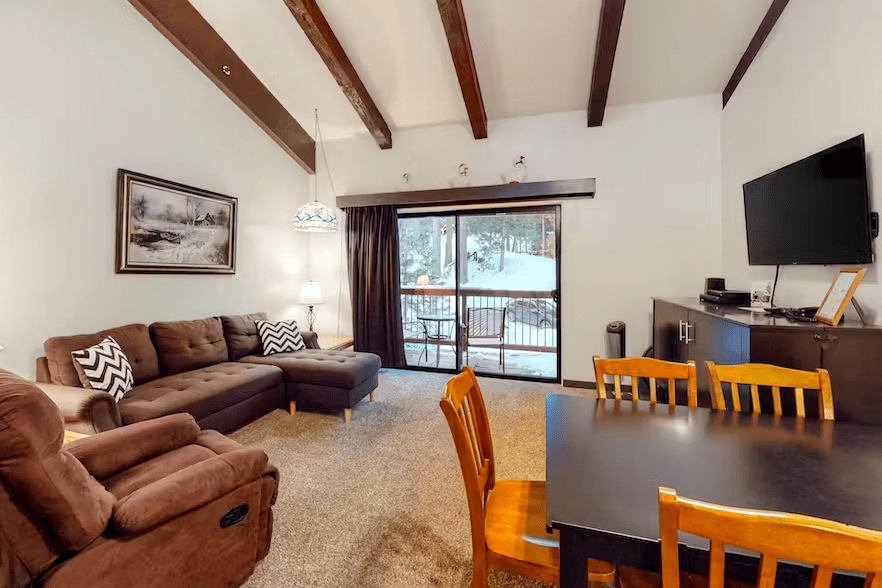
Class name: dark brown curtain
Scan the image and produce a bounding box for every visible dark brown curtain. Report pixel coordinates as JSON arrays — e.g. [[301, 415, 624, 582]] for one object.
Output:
[[345, 205, 405, 368]]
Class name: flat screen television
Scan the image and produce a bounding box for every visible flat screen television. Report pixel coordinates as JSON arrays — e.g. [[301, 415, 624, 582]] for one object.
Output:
[[743, 134, 874, 265]]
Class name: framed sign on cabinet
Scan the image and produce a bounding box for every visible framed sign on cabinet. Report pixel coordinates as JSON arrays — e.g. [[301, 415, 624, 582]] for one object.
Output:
[[815, 267, 866, 326]]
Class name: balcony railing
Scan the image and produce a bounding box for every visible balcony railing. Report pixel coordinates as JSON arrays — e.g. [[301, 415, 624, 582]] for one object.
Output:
[[400, 287, 557, 352]]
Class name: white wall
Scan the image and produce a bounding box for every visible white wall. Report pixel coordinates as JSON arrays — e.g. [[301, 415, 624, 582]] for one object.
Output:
[[0, 0, 332, 378], [721, 0, 882, 321], [326, 96, 723, 382]]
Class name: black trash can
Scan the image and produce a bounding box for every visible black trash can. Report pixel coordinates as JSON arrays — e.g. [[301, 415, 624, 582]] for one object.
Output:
[[605, 321, 625, 359]]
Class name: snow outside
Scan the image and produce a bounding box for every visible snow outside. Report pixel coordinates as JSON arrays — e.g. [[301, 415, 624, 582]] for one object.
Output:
[[398, 212, 557, 378]]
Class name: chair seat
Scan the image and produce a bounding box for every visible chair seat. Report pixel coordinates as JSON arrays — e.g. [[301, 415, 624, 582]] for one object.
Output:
[[485, 480, 616, 583]]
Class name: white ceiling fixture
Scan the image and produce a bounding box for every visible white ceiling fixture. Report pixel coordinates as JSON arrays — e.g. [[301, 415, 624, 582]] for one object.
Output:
[[293, 109, 338, 232]]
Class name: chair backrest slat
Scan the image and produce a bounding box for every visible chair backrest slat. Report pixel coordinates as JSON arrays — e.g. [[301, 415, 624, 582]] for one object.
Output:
[[708, 540, 726, 588], [730, 382, 742, 412], [706, 362, 834, 421], [772, 386, 783, 416], [658, 486, 882, 588], [794, 388, 806, 418], [757, 554, 778, 588], [593, 356, 697, 407], [811, 566, 834, 588]]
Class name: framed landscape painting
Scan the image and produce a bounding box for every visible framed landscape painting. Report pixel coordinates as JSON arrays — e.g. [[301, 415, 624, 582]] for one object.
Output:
[[116, 170, 237, 274]]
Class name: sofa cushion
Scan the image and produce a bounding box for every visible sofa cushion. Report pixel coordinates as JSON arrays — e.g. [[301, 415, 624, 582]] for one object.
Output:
[[255, 319, 305, 355], [221, 313, 267, 361], [45, 324, 160, 387], [241, 349, 381, 389], [150, 318, 229, 375], [71, 336, 134, 401], [118, 362, 283, 425], [0, 370, 114, 551]]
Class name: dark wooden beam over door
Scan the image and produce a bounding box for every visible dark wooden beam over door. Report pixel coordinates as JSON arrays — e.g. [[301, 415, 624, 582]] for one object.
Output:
[[436, 0, 488, 140], [587, 0, 626, 127], [336, 178, 595, 209], [127, 0, 315, 173], [722, 0, 790, 108], [283, 0, 392, 150]]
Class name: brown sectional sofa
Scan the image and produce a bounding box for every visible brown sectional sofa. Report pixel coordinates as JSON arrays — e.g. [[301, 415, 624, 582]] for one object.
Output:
[[36, 314, 381, 433]]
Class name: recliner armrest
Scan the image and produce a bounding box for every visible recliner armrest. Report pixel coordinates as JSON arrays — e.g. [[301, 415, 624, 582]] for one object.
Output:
[[33, 382, 122, 433], [111, 448, 269, 534], [67, 413, 200, 479], [301, 331, 319, 349]]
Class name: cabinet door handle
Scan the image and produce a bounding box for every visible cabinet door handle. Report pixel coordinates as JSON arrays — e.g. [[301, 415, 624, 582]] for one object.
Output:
[[814, 334, 825, 342], [826, 335, 839, 343], [679, 320, 686, 342], [685, 322, 695, 344]]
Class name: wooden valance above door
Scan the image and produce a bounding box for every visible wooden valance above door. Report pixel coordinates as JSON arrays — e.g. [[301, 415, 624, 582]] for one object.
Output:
[[335, 178, 595, 209]]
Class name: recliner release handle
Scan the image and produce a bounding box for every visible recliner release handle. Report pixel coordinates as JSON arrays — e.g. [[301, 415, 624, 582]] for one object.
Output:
[[220, 504, 249, 528]]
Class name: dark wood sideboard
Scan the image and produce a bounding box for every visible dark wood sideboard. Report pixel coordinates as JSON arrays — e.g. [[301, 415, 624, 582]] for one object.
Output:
[[653, 298, 882, 425]]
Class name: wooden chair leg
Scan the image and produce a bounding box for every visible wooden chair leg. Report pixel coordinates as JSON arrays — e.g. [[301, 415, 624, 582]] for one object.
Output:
[[289, 401, 296, 415], [369, 390, 375, 402], [344, 408, 351, 424]]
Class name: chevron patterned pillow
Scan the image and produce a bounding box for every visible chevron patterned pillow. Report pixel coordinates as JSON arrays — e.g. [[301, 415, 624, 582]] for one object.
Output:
[[71, 336, 134, 402], [256, 319, 305, 355]]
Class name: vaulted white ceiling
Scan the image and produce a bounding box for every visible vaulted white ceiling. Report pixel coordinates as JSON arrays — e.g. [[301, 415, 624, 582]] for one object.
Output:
[[187, 0, 774, 139]]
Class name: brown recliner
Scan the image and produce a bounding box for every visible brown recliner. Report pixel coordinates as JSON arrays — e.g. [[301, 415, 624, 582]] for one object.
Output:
[[0, 369, 278, 588]]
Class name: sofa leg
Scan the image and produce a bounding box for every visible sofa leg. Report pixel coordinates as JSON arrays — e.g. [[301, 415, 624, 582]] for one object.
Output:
[[344, 408, 351, 424], [289, 401, 296, 415], [370, 390, 375, 402]]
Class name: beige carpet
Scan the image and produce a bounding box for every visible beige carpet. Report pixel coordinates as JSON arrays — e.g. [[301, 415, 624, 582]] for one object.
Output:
[[233, 369, 593, 588]]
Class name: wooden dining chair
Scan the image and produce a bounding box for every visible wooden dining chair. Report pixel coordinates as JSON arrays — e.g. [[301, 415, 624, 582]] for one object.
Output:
[[705, 362, 835, 420], [593, 356, 698, 407], [440, 367, 616, 588], [658, 487, 882, 588]]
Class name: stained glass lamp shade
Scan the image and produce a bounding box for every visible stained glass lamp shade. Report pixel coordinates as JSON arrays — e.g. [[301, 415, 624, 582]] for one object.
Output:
[[293, 201, 338, 232]]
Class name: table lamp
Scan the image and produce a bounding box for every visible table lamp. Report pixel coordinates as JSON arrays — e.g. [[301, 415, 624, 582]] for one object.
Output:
[[299, 281, 324, 331]]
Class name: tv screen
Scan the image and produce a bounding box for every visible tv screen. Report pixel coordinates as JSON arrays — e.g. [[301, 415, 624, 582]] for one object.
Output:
[[743, 135, 874, 266]]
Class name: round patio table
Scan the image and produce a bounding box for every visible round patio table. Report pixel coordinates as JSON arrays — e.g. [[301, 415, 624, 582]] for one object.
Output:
[[417, 314, 455, 367]]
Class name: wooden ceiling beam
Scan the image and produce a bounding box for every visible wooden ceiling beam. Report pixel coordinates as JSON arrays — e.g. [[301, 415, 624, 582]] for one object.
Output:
[[283, 0, 392, 150], [127, 0, 315, 173], [436, 0, 488, 140], [587, 0, 627, 127], [722, 0, 790, 108]]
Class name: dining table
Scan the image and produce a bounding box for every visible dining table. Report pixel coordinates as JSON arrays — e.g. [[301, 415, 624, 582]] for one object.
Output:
[[545, 394, 882, 588]]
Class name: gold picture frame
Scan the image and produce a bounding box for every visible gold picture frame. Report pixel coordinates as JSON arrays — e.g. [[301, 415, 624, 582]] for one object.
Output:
[[815, 268, 866, 326]]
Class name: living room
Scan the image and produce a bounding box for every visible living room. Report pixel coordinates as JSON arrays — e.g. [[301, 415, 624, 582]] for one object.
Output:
[[2, 0, 881, 586]]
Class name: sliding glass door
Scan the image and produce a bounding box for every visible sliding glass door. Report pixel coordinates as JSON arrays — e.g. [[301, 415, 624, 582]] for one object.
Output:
[[398, 206, 560, 382], [398, 215, 458, 370]]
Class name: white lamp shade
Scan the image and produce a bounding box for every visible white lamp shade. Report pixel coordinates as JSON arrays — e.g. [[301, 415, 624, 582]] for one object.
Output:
[[299, 281, 324, 305]]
